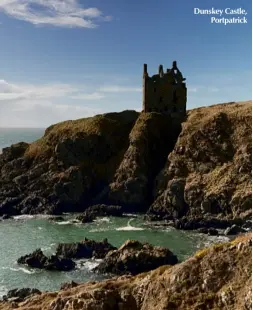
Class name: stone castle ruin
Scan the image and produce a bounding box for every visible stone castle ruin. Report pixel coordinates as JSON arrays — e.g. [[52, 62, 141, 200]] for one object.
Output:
[[142, 61, 187, 116]]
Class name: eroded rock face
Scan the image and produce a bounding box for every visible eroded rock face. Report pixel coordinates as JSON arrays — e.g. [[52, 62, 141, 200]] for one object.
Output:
[[94, 240, 178, 275], [0, 111, 139, 215], [106, 113, 182, 211], [56, 238, 117, 259], [149, 101, 252, 222], [2, 234, 251, 310], [0, 142, 29, 164]]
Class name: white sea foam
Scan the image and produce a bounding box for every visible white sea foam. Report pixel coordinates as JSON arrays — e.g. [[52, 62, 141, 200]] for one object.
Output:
[[123, 213, 139, 217], [116, 218, 144, 231], [13, 215, 34, 220], [1, 267, 36, 274], [95, 217, 110, 223], [56, 221, 72, 225], [116, 226, 144, 231], [195, 234, 230, 250], [0, 285, 7, 298], [13, 214, 53, 220], [75, 259, 102, 271], [89, 228, 108, 233]]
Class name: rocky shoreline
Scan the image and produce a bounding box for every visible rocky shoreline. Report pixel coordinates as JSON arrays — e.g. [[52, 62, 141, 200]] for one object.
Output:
[[0, 101, 251, 308], [1, 233, 251, 309], [16, 237, 178, 276]]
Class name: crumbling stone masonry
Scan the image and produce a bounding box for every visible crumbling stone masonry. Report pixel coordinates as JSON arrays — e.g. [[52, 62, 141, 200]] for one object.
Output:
[[142, 61, 187, 117]]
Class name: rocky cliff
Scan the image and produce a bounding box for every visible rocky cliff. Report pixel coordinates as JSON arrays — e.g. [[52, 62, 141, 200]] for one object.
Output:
[[1, 233, 251, 309], [148, 100, 251, 221], [0, 101, 251, 220]]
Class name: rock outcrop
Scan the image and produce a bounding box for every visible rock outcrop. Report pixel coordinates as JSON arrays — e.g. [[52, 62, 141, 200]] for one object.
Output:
[[148, 101, 252, 222], [0, 111, 139, 215], [17, 249, 76, 271], [56, 238, 117, 259], [106, 112, 182, 211], [94, 239, 178, 275], [76, 204, 123, 223], [1, 233, 251, 310], [2, 288, 41, 303]]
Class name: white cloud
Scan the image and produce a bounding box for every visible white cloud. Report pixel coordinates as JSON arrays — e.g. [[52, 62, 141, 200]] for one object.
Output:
[[71, 92, 105, 100], [0, 80, 79, 101], [0, 0, 112, 28], [0, 79, 103, 127], [99, 86, 142, 93]]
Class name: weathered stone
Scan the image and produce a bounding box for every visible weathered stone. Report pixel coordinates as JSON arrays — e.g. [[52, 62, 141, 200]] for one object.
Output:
[[3, 288, 41, 302], [17, 249, 76, 271], [1, 142, 29, 163], [94, 240, 178, 275], [56, 238, 116, 259], [76, 204, 123, 223], [60, 281, 78, 290]]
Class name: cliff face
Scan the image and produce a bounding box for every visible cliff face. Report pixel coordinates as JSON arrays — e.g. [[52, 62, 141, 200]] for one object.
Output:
[[0, 111, 139, 214], [0, 101, 251, 218], [148, 101, 252, 220], [1, 233, 251, 310], [106, 112, 181, 211]]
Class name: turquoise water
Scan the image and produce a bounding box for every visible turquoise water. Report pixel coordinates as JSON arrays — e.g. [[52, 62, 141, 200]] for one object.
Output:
[[0, 129, 229, 296], [0, 214, 228, 296]]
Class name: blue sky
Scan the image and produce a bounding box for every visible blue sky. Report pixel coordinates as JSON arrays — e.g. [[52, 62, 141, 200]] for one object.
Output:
[[0, 0, 251, 127]]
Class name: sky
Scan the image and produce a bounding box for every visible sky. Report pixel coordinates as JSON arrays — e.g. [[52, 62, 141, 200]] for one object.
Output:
[[0, 0, 251, 128]]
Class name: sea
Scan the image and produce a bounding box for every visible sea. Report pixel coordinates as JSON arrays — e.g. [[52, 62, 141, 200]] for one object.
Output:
[[0, 128, 229, 297]]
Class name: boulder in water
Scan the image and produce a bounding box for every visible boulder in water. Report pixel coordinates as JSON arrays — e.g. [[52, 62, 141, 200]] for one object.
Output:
[[76, 204, 123, 223], [17, 249, 76, 271], [56, 238, 116, 259]]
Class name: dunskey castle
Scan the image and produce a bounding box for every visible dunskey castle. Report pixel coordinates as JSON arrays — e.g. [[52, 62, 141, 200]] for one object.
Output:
[[142, 61, 187, 116]]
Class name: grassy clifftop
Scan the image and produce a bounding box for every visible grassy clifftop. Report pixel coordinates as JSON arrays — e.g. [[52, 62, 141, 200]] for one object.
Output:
[[25, 110, 139, 159]]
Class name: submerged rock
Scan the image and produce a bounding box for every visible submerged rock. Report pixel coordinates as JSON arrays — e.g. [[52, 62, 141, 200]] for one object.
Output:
[[94, 239, 178, 275], [56, 238, 117, 259], [17, 249, 76, 271]]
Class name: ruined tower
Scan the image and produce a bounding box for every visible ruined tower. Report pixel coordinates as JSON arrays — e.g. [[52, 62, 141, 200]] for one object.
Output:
[[142, 61, 187, 117]]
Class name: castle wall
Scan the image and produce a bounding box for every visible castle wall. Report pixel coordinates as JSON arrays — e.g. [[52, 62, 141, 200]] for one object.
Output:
[[143, 70, 187, 116]]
